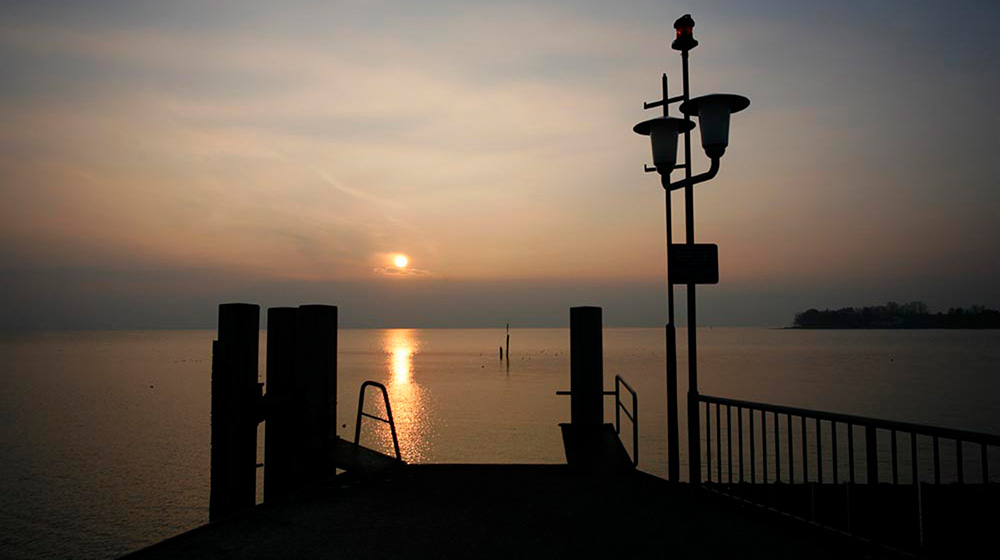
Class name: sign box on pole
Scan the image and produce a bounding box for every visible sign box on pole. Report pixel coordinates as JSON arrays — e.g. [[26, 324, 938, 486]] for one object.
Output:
[[669, 244, 719, 285]]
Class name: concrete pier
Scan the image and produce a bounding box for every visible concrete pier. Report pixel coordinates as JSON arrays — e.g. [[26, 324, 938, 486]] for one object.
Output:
[[124, 465, 880, 559], [178, 302, 900, 559]]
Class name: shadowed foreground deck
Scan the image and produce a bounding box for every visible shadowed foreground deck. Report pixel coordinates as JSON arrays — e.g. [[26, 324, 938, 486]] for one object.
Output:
[[125, 465, 881, 559]]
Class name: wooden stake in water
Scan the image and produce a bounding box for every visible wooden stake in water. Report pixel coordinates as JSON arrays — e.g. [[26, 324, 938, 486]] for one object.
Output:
[[505, 323, 510, 363]]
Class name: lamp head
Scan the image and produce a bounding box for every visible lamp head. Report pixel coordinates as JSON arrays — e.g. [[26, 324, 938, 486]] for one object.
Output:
[[679, 93, 750, 158], [633, 117, 696, 175], [672, 14, 698, 51]]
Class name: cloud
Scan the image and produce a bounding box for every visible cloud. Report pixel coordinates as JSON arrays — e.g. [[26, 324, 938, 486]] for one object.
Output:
[[373, 266, 432, 277], [2, 2, 1000, 329], [1, 7, 645, 284]]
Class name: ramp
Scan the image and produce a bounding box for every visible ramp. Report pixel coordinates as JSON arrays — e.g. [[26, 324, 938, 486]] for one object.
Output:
[[331, 436, 405, 473]]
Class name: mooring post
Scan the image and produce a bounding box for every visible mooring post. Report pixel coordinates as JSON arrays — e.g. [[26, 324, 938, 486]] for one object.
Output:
[[209, 303, 260, 522], [570, 306, 603, 426], [263, 307, 297, 502], [294, 305, 338, 485]]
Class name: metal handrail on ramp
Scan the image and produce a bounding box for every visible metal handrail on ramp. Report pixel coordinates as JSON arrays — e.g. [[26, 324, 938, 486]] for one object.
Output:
[[614, 375, 639, 467], [556, 374, 639, 467], [354, 380, 401, 461]]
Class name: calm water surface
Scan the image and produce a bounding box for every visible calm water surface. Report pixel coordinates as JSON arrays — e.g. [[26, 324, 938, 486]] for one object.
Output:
[[1, 328, 998, 559]]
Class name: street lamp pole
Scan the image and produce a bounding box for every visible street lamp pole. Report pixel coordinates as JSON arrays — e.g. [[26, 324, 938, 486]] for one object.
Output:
[[678, 20, 702, 487], [634, 14, 749, 484], [658, 73, 682, 484]]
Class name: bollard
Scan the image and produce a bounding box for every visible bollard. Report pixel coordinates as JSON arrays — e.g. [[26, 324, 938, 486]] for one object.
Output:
[[209, 303, 260, 522], [294, 305, 338, 486], [263, 307, 297, 502], [570, 306, 603, 426]]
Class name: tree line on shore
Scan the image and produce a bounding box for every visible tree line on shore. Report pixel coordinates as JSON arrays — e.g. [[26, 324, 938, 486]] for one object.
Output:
[[792, 301, 1000, 329]]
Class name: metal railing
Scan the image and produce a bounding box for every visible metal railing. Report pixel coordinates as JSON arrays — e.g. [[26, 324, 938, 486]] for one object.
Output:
[[354, 380, 401, 461], [555, 374, 639, 466], [696, 393, 1000, 555], [614, 375, 639, 467]]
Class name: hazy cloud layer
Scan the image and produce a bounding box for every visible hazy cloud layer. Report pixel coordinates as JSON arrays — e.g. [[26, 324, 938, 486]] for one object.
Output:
[[1, 1, 998, 328]]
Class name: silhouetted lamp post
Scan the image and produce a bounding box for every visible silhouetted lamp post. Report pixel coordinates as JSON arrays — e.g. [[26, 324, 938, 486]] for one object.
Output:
[[633, 14, 749, 483]]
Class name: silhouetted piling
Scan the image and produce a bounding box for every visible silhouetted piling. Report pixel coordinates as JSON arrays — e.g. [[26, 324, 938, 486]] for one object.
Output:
[[505, 323, 510, 363], [263, 307, 296, 502], [570, 307, 603, 426], [210, 303, 260, 522], [294, 305, 338, 486]]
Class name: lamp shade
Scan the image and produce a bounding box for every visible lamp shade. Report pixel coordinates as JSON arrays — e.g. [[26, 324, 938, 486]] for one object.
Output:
[[633, 117, 696, 174], [679, 94, 750, 158]]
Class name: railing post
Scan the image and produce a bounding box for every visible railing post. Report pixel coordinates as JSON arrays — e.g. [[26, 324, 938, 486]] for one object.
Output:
[[848, 423, 856, 484], [762, 410, 768, 483], [749, 409, 756, 484], [210, 303, 260, 522], [728, 406, 734, 484], [739, 407, 744, 482], [689, 391, 701, 483], [706, 401, 712, 481], [865, 425, 878, 484], [632, 387, 639, 466], [615, 377, 621, 434]]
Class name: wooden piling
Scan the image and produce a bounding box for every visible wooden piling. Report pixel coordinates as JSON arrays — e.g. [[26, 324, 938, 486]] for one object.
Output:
[[294, 305, 338, 486], [570, 307, 603, 426], [210, 303, 260, 522], [505, 323, 510, 363], [263, 307, 297, 502]]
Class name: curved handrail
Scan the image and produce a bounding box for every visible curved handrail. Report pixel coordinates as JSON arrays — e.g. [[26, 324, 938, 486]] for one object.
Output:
[[354, 380, 401, 460]]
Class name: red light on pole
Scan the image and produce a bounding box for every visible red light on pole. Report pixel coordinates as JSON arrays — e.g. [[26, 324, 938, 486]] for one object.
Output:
[[671, 14, 698, 51]]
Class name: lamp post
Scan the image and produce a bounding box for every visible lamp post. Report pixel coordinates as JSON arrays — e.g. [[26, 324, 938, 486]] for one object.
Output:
[[633, 15, 749, 483]]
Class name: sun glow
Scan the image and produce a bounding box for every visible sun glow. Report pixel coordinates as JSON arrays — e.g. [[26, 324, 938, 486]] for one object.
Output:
[[394, 254, 408, 268]]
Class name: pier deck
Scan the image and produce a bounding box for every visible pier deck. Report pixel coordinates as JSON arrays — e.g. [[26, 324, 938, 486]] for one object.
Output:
[[125, 464, 881, 559]]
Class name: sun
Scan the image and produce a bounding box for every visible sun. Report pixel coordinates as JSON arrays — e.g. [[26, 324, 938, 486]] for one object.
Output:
[[394, 254, 409, 268]]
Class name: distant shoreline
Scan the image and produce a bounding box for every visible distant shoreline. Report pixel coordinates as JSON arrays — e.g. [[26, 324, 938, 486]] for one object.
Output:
[[791, 302, 1000, 329], [784, 326, 1000, 330]]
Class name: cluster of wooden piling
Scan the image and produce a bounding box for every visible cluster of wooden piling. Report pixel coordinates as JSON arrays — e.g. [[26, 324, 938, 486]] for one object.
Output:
[[209, 303, 339, 522], [211, 303, 621, 519]]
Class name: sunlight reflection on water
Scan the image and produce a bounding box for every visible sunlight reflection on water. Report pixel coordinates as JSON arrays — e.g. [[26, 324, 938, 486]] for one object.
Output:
[[374, 329, 431, 462], [5, 328, 1000, 560]]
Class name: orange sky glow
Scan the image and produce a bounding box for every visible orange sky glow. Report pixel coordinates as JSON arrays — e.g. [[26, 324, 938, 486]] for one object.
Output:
[[1, 1, 998, 328]]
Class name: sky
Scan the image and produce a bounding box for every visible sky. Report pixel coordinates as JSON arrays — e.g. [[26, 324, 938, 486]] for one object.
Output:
[[1, 0, 999, 329]]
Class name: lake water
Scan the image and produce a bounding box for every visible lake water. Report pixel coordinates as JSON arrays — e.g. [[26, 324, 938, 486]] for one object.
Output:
[[2, 327, 999, 559]]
